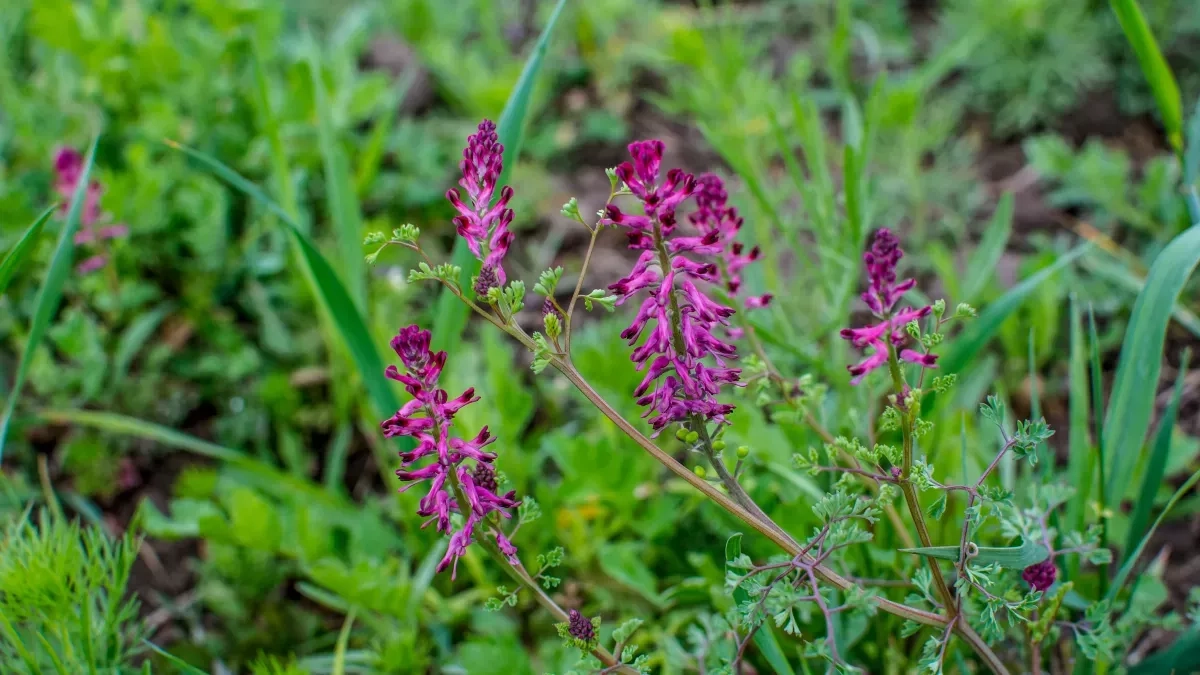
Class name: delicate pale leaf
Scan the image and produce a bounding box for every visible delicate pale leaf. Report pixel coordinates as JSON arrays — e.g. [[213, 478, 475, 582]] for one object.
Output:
[[1124, 349, 1190, 556], [0, 205, 56, 295], [1110, 0, 1184, 151], [433, 0, 569, 353], [0, 137, 97, 462], [1104, 225, 1200, 504], [725, 534, 796, 675]]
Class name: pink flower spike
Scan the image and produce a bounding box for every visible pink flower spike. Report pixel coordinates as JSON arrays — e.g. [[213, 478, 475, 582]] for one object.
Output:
[[607, 143, 743, 434], [384, 323, 521, 578], [448, 120, 516, 285], [843, 230, 939, 385]]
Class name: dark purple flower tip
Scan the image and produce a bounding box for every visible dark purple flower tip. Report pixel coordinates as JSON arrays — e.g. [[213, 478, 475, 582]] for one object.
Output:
[[889, 466, 902, 479], [1022, 559, 1057, 592], [474, 264, 500, 297], [390, 325, 433, 371], [542, 297, 563, 320], [567, 609, 595, 642], [472, 462, 498, 493], [628, 139, 665, 186], [54, 147, 82, 176]]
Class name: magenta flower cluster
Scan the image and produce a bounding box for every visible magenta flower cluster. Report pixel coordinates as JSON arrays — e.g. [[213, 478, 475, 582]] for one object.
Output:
[[603, 140, 741, 434], [382, 325, 520, 577], [53, 147, 128, 275], [447, 120, 515, 290], [689, 173, 773, 338], [840, 229, 937, 385], [1021, 559, 1057, 592]]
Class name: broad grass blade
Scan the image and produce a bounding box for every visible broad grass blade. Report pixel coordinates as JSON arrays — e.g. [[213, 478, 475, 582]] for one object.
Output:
[[963, 193, 1013, 301], [1103, 225, 1200, 505], [143, 641, 211, 675], [1185, 96, 1200, 222], [433, 0, 570, 353], [1123, 349, 1189, 555], [1065, 296, 1093, 537], [1106, 466, 1200, 602], [166, 141, 403, 429], [0, 206, 56, 295], [926, 244, 1088, 413], [308, 39, 367, 309], [1110, 0, 1184, 151], [0, 137, 98, 462]]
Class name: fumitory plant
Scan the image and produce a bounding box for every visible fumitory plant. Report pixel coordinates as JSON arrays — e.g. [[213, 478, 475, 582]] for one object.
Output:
[[366, 120, 1190, 674]]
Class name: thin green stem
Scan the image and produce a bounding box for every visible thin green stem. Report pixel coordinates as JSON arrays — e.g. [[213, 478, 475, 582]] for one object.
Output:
[[885, 342, 957, 614], [565, 225, 601, 357]]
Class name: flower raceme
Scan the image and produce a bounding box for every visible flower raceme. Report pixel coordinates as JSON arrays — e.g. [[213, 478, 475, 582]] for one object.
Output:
[[447, 120, 515, 291], [604, 140, 741, 434], [840, 229, 937, 385], [382, 325, 520, 577], [54, 147, 128, 274], [688, 173, 773, 336]]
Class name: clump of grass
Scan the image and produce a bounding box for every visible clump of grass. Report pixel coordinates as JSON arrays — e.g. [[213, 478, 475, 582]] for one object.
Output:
[[0, 508, 145, 673]]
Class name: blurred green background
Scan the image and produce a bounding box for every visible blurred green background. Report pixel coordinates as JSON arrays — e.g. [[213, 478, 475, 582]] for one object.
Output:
[[2, 0, 1200, 672]]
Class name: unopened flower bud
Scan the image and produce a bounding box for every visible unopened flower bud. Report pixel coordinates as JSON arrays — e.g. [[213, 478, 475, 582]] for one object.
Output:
[[684, 431, 700, 444], [567, 609, 595, 642], [675, 428, 689, 441], [474, 264, 500, 298], [712, 440, 726, 451], [694, 465, 707, 478], [736, 445, 750, 458]]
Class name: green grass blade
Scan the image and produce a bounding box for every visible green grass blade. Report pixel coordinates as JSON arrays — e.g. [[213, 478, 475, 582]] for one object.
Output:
[[0, 205, 56, 295], [1103, 225, 1200, 505], [1065, 296, 1093, 537], [1106, 465, 1200, 602], [1128, 627, 1200, 675], [332, 609, 357, 675], [166, 141, 403, 426], [726, 534, 796, 675], [355, 69, 416, 198], [1184, 96, 1200, 223], [1110, 0, 1184, 151], [38, 409, 244, 463], [433, 0, 569, 353], [926, 244, 1088, 413], [251, 40, 304, 229], [963, 193, 1014, 301], [0, 136, 97, 462], [1124, 349, 1189, 555], [37, 409, 355, 511], [308, 38, 366, 309], [0, 611, 41, 673], [144, 640, 211, 675], [33, 631, 71, 675]]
